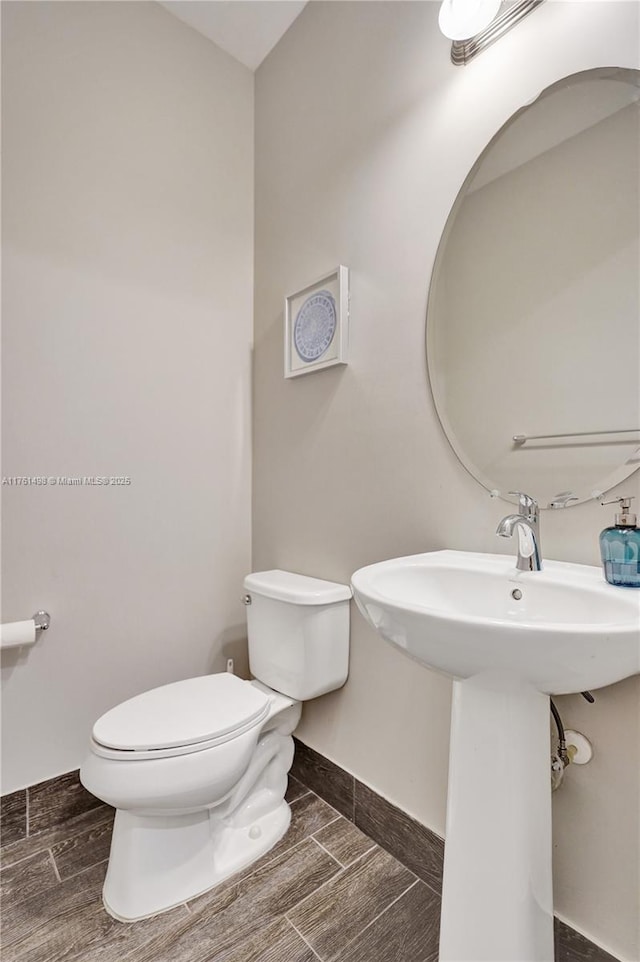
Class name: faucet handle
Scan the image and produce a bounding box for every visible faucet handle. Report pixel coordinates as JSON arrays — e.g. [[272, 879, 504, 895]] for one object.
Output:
[[508, 491, 538, 516], [549, 491, 579, 509]]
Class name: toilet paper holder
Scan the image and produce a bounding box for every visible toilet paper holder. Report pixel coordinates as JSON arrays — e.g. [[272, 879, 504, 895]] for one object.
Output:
[[33, 611, 51, 631], [0, 610, 51, 650], [0, 611, 51, 632]]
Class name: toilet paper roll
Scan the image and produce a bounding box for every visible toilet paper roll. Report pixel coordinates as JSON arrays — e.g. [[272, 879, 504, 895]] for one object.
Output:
[[1, 619, 37, 649]]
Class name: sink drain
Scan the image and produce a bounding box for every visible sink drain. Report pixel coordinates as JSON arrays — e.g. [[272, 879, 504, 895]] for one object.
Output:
[[511, 588, 523, 601]]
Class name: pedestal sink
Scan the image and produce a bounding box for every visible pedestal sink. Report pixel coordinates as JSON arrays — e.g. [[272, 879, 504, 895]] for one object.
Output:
[[351, 550, 640, 962]]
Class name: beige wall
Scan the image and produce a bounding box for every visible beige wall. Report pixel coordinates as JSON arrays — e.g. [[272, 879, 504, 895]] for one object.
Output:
[[1, 3, 253, 790], [254, 3, 639, 958]]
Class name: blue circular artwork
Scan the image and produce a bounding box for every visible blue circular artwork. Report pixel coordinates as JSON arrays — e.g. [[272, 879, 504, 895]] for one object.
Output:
[[293, 290, 337, 362]]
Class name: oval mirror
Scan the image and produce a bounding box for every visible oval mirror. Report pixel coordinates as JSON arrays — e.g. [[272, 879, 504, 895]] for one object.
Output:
[[427, 67, 640, 508]]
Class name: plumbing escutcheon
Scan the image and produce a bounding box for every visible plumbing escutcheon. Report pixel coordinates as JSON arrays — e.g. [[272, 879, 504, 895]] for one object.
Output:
[[564, 730, 593, 765]]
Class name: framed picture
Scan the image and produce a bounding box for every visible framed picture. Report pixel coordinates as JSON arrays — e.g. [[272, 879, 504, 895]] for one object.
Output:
[[284, 266, 349, 378]]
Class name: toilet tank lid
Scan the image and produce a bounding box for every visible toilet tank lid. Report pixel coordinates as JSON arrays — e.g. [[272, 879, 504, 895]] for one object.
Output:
[[244, 570, 352, 605]]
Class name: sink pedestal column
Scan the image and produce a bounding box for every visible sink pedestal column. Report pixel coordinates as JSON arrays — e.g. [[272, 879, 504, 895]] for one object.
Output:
[[439, 673, 554, 962]]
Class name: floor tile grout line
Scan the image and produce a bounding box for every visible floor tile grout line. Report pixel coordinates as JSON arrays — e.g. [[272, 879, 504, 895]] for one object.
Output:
[[185, 834, 336, 915], [154, 793, 344, 914], [1, 806, 114, 866], [288, 787, 346, 830], [117, 904, 197, 962], [304, 776, 446, 899], [0, 862, 115, 955], [361, 836, 440, 900], [283, 842, 384, 918], [0, 842, 53, 871], [250, 830, 332, 879], [54, 855, 111, 888], [310, 829, 377, 871], [310, 813, 343, 836], [416, 873, 443, 901], [309, 836, 345, 867], [48, 848, 62, 883], [290, 788, 312, 803], [285, 914, 325, 961], [330, 876, 422, 958], [298, 788, 351, 827], [348, 814, 442, 899], [284, 876, 421, 962], [52, 855, 113, 887], [294, 776, 354, 826], [362, 875, 420, 928]]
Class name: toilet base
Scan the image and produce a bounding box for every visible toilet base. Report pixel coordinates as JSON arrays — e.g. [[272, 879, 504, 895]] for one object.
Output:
[[103, 798, 291, 922]]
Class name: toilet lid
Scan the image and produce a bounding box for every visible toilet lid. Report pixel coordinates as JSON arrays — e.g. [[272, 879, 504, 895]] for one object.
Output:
[[92, 674, 270, 752]]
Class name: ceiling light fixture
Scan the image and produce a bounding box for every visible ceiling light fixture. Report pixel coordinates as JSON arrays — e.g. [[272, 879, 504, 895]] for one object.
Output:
[[439, 0, 546, 65]]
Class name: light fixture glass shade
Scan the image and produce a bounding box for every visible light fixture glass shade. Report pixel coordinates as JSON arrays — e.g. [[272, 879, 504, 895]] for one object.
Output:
[[438, 0, 502, 41]]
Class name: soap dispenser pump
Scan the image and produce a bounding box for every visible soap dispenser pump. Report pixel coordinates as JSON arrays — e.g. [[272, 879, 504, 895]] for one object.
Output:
[[599, 496, 640, 587]]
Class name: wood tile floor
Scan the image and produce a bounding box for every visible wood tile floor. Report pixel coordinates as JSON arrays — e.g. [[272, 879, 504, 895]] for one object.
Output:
[[1, 776, 440, 962], [0, 774, 614, 962]]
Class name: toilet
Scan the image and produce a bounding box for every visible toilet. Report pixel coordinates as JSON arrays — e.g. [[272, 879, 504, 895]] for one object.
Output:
[[80, 570, 351, 922]]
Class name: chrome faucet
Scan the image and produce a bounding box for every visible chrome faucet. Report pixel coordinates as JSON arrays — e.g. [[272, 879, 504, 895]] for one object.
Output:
[[496, 491, 543, 571]]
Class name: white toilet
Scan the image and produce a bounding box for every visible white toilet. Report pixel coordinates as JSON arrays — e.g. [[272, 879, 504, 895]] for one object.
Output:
[[80, 570, 351, 922]]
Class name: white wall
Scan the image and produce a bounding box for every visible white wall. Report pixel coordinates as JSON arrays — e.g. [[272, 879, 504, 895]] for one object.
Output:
[[1, 2, 254, 791], [254, 3, 639, 958]]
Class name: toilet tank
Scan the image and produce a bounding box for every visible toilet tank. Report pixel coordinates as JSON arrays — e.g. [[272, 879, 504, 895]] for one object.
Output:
[[243, 570, 351, 701]]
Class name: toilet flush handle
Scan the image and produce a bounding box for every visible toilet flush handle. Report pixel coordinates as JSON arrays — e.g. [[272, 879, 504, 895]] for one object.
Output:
[[241, 594, 252, 606]]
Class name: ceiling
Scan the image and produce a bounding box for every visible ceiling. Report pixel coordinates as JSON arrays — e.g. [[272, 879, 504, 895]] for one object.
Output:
[[158, 1, 308, 71]]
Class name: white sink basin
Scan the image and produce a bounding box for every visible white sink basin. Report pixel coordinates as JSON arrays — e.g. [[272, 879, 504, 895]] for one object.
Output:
[[352, 549, 640, 961], [351, 549, 640, 694]]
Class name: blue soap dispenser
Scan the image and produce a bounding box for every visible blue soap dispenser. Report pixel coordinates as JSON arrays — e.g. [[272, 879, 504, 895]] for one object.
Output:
[[599, 496, 640, 587]]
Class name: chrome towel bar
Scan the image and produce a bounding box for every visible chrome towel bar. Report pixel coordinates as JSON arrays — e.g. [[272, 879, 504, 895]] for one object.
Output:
[[513, 428, 639, 445]]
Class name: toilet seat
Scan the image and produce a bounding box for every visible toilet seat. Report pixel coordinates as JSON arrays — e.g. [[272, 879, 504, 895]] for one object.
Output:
[[91, 674, 270, 761]]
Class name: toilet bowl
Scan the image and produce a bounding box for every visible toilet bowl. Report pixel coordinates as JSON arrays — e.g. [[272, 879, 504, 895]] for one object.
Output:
[[80, 570, 351, 921]]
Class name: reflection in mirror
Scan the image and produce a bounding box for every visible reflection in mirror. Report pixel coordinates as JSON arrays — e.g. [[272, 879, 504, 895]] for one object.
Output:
[[427, 68, 640, 508]]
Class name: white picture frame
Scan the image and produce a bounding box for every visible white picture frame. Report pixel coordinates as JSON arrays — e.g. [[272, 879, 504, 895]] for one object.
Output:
[[284, 265, 349, 378]]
